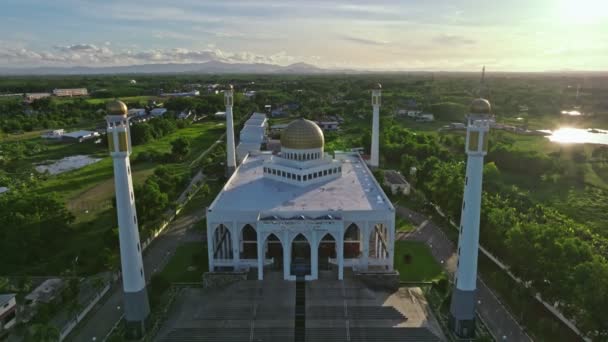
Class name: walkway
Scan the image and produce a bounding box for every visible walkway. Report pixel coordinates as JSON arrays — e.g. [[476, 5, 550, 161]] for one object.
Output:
[[67, 212, 205, 341], [395, 205, 532, 342]]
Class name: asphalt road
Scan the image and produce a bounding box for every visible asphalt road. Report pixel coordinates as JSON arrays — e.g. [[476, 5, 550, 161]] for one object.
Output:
[[67, 212, 204, 342], [396, 205, 532, 342]]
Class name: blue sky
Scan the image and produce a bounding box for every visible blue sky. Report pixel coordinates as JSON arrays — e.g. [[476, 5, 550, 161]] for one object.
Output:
[[1, 0, 607, 71]]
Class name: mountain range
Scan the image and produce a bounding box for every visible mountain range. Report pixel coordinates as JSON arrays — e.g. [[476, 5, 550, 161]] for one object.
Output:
[[0, 61, 346, 75]]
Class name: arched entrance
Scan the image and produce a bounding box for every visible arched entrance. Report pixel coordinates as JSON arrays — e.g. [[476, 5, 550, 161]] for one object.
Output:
[[344, 223, 361, 259], [291, 234, 311, 277], [264, 233, 283, 271], [240, 224, 257, 259], [318, 233, 336, 271], [212, 224, 233, 260]]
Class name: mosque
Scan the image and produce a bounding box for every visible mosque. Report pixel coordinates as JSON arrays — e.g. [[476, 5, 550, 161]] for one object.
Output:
[[206, 85, 396, 281]]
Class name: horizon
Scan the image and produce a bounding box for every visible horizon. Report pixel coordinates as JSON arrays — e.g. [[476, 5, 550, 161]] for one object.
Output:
[[1, 0, 608, 72]]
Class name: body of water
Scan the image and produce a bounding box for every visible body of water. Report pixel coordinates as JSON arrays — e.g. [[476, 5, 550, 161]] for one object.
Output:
[[36, 155, 102, 175], [540, 127, 608, 145]]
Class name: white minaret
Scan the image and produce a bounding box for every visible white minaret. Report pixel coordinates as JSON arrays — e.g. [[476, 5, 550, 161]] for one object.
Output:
[[370, 83, 381, 168], [106, 100, 150, 339], [225, 85, 237, 175], [448, 98, 492, 338]]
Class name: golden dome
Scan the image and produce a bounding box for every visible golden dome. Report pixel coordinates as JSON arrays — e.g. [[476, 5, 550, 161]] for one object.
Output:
[[106, 100, 128, 116], [470, 98, 491, 114], [281, 118, 324, 150]]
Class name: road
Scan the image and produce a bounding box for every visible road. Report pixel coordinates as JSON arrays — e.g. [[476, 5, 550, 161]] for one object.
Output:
[[67, 212, 205, 342], [395, 205, 532, 342]]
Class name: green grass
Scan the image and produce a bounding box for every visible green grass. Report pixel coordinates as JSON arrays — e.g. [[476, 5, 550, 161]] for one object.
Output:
[[396, 217, 414, 232], [394, 241, 445, 282], [160, 242, 208, 283]]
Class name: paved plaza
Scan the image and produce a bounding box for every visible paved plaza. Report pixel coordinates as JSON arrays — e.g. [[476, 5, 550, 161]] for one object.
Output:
[[156, 272, 444, 342]]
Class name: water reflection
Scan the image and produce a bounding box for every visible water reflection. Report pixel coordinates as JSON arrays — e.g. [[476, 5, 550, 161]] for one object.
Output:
[[543, 127, 608, 145]]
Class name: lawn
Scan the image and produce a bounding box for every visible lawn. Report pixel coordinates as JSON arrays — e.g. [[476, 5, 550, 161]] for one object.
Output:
[[396, 217, 414, 232], [160, 242, 208, 283], [394, 241, 445, 282]]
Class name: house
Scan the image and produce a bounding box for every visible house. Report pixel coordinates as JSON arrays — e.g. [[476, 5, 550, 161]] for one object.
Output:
[[315, 121, 339, 131], [270, 124, 289, 135], [178, 110, 192, 120], [52, 88, 88, 97], [25, 279, 64, 306], [415, 113, 434, 122], [24, 93, 51, 102], [271, 109, 285, 117], [383, 170, 411, 195], [0, 187, 8, 195], [41, 129, 65, 139], [62, 130, 100, 143], [244, 90, 257, 98], [128, 108, 147, 117], [150, 108, 168, 117], [214, 111, 226, 119], [0, 294, 17, 333], [160, 90, 200, 97]]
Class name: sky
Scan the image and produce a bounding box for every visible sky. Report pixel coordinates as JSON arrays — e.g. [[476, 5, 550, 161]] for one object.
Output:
[[1, 0, 607, 71]]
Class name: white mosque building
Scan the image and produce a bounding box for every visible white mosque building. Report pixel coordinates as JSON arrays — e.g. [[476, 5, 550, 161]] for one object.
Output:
[[207, 86, 395, 281]]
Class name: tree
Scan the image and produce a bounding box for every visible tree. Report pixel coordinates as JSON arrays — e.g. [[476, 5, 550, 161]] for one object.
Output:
[[171, 137, 191, 161], [27, 323, 60, 342], [135, 179, 169, 225]]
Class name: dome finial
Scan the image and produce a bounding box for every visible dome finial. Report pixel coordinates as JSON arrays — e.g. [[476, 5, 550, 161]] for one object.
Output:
[[106, 99, 128, 116]]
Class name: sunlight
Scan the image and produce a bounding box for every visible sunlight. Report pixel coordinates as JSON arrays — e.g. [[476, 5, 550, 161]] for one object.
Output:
[[549, 127, 589, 143], [558, 0, 608, 23]]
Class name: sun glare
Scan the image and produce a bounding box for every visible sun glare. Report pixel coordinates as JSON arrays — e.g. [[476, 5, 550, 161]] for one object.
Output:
[[558, 0, 608, 23]]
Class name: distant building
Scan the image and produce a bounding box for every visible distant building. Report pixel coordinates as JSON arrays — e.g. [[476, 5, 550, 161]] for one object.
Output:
[[214, 111, 226, 119], [415, 113, 434, 122], [0, 187, 8, 195], [271, 109, 285, 117], [25, 279, 64, 305], [270, 124, 290, 134], [178, 110, 192, 120], [0, 294, 17, 333], [316, 121, 339, 131], [128, 108, 147, 117], [129, 79, 137, 84], [236, 112, 268, 163], [160, 90, 200, 97], [383, 170, 411, 195], [52, 88, 88, 97], [150, 108, 168, 117], [62, 130, 100, 143], [244, 90, 257, 98], [41, 129, 65, 139], [25, 93, 51, 102]]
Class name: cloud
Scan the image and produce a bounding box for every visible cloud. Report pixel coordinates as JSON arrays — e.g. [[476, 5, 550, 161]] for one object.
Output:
[[0, 44, 302, 67], [340, 35, 390, 46], [433, 34, 476, 45]]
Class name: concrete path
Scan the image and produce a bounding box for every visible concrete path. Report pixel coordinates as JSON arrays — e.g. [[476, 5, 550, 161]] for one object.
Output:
[[67, 212, 205, 342], [395, 205, 532, 342]]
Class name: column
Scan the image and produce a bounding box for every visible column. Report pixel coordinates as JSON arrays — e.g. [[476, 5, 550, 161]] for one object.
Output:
[[311, 231, 318, 280], [361, 223, 369, 271], [388, 221, 395, 271], [207, 224, 214, 273], [257, 232, 264, 280], [337, 234, 344, 280], [283, 232, 291, 280], [232, 224, 240, 270]]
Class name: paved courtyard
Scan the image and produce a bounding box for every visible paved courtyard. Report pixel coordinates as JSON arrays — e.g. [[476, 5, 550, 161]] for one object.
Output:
[[156, 273, 444, 342]]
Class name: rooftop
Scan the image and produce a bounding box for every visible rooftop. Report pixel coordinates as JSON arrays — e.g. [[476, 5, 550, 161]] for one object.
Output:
[[0, 293, 16, 307], [209, 152, 393, 213]]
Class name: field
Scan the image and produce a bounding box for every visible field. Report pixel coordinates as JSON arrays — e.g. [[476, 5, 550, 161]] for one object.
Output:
[[160, 242, 209, 283]]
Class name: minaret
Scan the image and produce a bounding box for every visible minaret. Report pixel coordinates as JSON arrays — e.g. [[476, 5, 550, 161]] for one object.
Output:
[[225, 84, 237, 175], [106, 100, 150, 339], [370, 83, 381, 168], [448, 98, 492, 338]]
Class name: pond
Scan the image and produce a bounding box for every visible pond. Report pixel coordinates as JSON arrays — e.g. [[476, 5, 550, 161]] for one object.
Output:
[[540, 127, 608, 145], [35, 155, 102, 175]]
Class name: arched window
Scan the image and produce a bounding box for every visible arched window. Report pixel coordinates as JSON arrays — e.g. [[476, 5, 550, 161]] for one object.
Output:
[[344, 223, 361, 259]]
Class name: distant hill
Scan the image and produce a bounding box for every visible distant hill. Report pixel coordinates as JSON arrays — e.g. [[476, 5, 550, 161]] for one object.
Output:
[[0, 61, 340, 75]]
